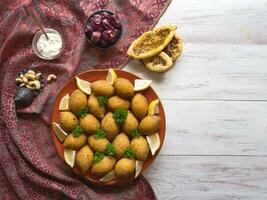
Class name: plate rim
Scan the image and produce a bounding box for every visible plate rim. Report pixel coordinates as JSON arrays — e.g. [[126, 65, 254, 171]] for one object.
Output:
[[50, 69, 166, 186]]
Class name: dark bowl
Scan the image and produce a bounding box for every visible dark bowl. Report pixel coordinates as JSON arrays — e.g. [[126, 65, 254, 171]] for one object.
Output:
[[84, 10, 123, 49]]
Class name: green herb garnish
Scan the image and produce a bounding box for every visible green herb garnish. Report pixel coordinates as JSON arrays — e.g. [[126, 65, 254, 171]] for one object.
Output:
[[72, 125, 83, 137], [97, 96, 108, 106], [95, 128, 106, 139], [76, 107, 89, 118], [105, 143, 116, 156], [113, 109, 128, 124], [124, 148, 134, 158], [130, 128, 140, 138], [93, 152, 104, 163]]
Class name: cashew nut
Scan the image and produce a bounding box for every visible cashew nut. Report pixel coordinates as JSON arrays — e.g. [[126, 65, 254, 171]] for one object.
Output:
[[22, 76, 28, 84], [15, 78, 23, 84], [20, 83, 25, 87], [28, 80, 41, 90], [26, 85, 35, 90], [35, 73, 42, 80], [47, 74, 57, 82], [25, 73, 35, 81], [27, 70, 35, 75]]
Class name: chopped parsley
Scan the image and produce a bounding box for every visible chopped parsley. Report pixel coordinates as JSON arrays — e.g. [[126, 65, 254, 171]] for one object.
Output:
[[105, 143, 116, 156], [124, 148, 134, 159], [113, 109, 128, 124], [72, 125, 83, 137], [93, 152, 104, 163], [130, 128, 141, 138], [76, 107, 89, 118], [97, 96, 108, 106], [95, 128, 106, 139]]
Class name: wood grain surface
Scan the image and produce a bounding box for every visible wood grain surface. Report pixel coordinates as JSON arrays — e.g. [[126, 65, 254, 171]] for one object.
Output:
[[124, 0, 267, 199]]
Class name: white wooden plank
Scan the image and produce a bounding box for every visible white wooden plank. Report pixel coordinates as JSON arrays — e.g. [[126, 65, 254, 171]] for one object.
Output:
[[158, 100, 267, 155], [124, 44, 267, 100], [145, 155, 267, 200], [158, 0, 267, 44]]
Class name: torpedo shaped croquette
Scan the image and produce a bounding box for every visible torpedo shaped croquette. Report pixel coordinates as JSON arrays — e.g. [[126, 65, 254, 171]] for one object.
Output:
[[75, 145, 93, 174], [69, 89, 87, 114], [91, 80, 115, 97]]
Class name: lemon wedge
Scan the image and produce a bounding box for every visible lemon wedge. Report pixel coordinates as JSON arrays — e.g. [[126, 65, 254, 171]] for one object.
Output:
[[99, 170, 116, 182], [52, 122, 68, 142], [135, 160, 143, 178], [64, 149, 76, 168], [127, 25, 177, 59], [75, 76, 91, 95], [106, 68, 117, 85], [134, 79, 152, 91], [59, 94, 70, 111], [146, 133, 160, 156], [148, 99, 160, 115]]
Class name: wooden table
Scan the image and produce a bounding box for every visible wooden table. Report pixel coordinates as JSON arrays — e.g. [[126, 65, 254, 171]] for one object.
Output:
[[124, 0, 267, 199]]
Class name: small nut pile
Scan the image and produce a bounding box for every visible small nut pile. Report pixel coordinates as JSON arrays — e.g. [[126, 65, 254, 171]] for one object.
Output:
[[15, 69, 44, 94]]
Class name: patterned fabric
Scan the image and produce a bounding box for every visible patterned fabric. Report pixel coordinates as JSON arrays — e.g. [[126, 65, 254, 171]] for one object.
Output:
[[0, 0, 171, 199]]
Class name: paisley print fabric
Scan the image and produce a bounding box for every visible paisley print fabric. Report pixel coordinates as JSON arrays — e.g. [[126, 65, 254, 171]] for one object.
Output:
[[0, 0, 171, 199]]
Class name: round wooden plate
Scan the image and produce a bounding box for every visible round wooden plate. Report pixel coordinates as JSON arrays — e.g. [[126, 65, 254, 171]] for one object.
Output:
[[50, 69, 166, 186]]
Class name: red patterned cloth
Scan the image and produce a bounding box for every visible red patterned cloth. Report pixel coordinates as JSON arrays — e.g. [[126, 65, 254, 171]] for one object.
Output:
[[0, 0, 171, 199]]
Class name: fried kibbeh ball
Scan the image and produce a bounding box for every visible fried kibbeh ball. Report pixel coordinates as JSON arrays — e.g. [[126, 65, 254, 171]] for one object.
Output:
[[101, 112, 119, 141], [114, 78, 134, 99], [59, 111, 78, 132], [75, 145, 93, 174], [107, 96, 130, 112], [115, 158, 135, 179], [88, 94, 105, 119], [63, 133, 87, 150], [79, 114, 100, 135], [131, 93, 148, 120], [122, 111, 139, 136], [91, 80, 115, 97], [130, 136, 150, 161], [139, 115, 161, 135], [91, 156, 116, 176], [69, 89, 87, 114], [112, 133, 130, 159], [88, 135, 109, 153]]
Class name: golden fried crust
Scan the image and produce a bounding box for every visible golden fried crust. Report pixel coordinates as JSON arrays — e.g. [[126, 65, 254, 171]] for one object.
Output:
[[88, 94, 105, 119], [122, 112, 139, 135], [130, 136, 149, 161], [63, 133, 87, 150], [139, 115, 161, 135], [112, 133, 130, 159], [59, 111, 78, 133], [108, 96, 130, 112], [91, 156, 116, 176], [88, 136, 109, 153], [101, 112, 120, 141], [75, 145, 93, 174], [114, 78, 134, 99], [131, 93, 148, 120], [69, 89, 87, 114], [79, 114, 100, 135], [115, 158, 135, 178], [91, 80, 115, 97]]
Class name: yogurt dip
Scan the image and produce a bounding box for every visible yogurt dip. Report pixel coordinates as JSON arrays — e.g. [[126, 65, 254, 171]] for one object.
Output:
[[32, 28, 64, 60]]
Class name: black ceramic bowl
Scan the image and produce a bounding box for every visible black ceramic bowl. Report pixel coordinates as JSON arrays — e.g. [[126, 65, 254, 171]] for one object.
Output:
[[84, 10, 123, 48]]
